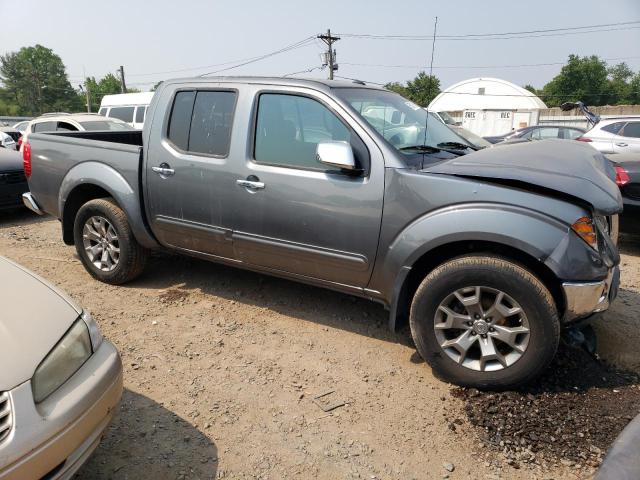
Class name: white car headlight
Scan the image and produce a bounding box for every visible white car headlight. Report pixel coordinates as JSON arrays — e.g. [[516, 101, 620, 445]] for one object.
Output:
[[32, 319, 92, 403]]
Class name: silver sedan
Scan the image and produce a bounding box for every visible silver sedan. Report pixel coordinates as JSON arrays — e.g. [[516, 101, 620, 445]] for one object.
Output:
[[0, 256, 122, 479]]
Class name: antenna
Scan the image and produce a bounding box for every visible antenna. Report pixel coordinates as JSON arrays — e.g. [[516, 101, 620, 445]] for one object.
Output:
[[422, 16, 438, 147]]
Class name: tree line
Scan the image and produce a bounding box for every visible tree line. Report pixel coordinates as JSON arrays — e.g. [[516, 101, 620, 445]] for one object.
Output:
[[1, 45, 640, 116], [0, 45, 139, 116]]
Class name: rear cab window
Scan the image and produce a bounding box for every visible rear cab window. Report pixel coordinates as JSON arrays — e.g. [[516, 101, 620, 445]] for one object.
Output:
[[166, 89, 237, 156]]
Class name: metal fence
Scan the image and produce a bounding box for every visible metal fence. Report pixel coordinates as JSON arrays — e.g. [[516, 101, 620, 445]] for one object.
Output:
[[0, 116, 32, 126]]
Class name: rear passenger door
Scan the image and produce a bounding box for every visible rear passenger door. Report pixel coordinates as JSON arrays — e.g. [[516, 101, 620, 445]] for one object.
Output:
[[145, 88, 238, 260], [613, 121, 640, 153]]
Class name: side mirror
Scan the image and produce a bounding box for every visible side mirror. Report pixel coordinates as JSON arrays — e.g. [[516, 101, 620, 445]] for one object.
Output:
[[560, 102, 577, 112], [316, 141, 357, 171]]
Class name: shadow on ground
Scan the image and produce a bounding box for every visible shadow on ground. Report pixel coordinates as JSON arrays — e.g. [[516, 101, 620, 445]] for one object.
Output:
[[0, 208, 49, 227], [75, 389, 218, 479], [124, 251, 412, 347]]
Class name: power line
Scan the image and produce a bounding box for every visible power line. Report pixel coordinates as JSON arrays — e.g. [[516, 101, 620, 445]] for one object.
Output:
[[337, 21, 640, 41], [341, 55, 640, 70], [199, 37, 316, 77], [283, 65, 325, 77]]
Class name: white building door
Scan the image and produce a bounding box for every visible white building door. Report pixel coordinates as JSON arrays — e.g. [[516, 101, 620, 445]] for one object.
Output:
[[513, 112, 532, 129]]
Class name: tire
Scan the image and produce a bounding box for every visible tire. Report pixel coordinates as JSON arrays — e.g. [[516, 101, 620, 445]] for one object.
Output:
[[409, 255, 559, 390], [73, 198, 148, 284]]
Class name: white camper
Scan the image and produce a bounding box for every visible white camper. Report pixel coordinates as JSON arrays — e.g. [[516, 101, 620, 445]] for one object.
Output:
[[99, 92, 154, 129]]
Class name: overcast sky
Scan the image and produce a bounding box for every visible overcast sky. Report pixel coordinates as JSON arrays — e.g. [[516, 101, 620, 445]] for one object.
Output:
[[1, 0, 639, 91]]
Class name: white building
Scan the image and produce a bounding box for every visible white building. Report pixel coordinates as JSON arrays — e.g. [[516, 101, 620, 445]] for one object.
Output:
[[428, 77, 547, 137]]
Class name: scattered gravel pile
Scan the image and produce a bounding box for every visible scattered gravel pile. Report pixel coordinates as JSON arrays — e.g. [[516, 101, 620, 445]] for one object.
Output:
[[451, 345, 640, 471]]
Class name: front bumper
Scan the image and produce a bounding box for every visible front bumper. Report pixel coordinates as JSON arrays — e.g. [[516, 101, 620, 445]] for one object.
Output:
[[0, 340, 123, 480], [562, 266, 620, 323]]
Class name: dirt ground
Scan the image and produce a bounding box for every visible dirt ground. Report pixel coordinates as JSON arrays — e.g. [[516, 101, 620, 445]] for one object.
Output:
[[1, 209, 639, 480]]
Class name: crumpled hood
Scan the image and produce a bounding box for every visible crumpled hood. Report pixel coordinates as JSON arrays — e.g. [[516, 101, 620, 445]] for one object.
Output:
[[0, 256, 81, 391], [423, 139, 623, 215]]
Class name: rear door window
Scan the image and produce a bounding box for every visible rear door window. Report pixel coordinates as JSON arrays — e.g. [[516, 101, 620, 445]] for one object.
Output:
[[108, 106, 135, 123], [98, 108, 107, 116], [601, 122, 625, 134], [135, 106, 145, 124], [188, 91, 237, 156], [531, 127, 560, 140], [32, 121, 57, 132], [56, 121, 78, 131], [561, 128, 583, 140], [167, 91, 196, 151], [620, 122, 640, 138]]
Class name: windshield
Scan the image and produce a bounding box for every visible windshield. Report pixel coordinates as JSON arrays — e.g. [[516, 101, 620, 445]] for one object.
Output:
[[451, 126, 492, 148], [335, 88, 472, 153], [80, 120, 134, 131]]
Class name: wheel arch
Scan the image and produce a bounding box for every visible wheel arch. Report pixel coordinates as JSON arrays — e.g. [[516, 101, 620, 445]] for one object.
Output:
[[389, 240, 565, 332], [59, 162, 159, 249]]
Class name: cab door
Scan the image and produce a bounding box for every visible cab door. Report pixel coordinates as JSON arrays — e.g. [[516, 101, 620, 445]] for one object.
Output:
[[227, 87, 384, 288], [145, 88, 238, 260]]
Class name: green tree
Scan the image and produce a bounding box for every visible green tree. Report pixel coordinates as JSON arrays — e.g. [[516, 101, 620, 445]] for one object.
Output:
[[0, 44, 82, 115], [384, 81, 408, 97], [523, 84, 539, 95], [384, 72, 441, 107], [540, 55, 609, 107], [629, 73, 640, 105], [85, 73, 122, 110], [607, 62, 634, 104]]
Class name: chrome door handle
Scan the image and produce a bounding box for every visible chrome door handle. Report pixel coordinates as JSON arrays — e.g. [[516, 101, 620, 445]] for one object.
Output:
[[152, 166, 175, 176], [615, 142, 628, 147], [236, 179, 265, 190]]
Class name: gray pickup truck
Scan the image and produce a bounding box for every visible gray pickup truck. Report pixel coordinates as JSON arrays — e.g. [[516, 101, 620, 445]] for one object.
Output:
[[22, 77, 622, 389]]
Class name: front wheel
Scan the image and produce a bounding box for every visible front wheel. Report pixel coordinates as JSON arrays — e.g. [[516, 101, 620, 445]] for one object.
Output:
[[73, 198, 148, 284], [409, 255, 560, 390]]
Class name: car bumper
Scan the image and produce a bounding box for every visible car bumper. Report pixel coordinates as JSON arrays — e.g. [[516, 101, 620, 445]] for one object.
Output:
[[0, 340, 123, 480], [0, 183, 28, 211], [21, 192, 44, 215], [562, 266, 620, 323]]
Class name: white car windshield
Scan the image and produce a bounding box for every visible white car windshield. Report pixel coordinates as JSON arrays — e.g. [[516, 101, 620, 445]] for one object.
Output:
[[335, 88, 474, 153]]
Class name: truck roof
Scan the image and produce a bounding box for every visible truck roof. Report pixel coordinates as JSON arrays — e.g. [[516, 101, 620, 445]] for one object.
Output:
[[100, 92, 155, 107], [162, 76, 386, 92]]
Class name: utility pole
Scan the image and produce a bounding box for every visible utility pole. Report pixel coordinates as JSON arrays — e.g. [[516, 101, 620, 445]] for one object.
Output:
[[83, 67, 91, 112], [318, 29, 340, 80], [119, 65, 127, 93]]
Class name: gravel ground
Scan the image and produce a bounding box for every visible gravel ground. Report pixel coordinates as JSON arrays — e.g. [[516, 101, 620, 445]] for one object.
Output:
[[1, 209, 639, 480]]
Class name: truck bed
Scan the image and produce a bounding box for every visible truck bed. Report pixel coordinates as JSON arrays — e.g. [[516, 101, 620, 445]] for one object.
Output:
[[44, 130, 143, 146], [26, 130, 143, 220]]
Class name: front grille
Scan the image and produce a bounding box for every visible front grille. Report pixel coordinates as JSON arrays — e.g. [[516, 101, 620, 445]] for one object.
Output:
[[0, 171, 26, 185], [0, 391, 12, 443]]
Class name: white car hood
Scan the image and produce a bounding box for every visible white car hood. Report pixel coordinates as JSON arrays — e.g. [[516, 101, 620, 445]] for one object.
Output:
[[0, 257, 81, 391]]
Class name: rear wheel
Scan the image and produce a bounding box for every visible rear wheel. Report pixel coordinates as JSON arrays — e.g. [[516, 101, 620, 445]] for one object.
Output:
[[73, 198, 148, 284], [409, 255, 559, 390]]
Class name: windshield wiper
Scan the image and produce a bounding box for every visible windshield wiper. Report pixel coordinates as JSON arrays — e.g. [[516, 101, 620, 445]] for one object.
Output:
[[437, 141, 477, 151], [399, 144, 442, 153]]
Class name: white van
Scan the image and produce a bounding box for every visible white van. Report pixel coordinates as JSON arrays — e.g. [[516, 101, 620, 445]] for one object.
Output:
[[98, 92, 154, 129]]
